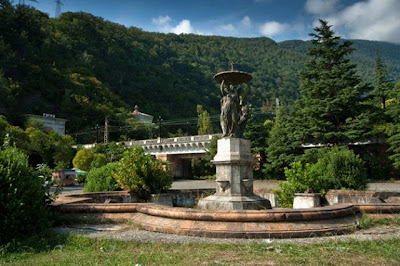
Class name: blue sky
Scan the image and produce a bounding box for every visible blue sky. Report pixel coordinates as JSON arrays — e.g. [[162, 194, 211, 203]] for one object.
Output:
[[29, 0, 400, 43]]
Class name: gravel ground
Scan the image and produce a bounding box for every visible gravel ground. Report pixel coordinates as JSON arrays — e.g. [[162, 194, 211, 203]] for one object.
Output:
[[53, 224, 400, 245]]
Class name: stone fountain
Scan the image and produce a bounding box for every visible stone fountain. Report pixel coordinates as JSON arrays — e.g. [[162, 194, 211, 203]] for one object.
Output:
[[197, 70, 271, 210]]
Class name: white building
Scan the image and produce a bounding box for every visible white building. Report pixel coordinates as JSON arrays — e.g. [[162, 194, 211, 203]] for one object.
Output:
[[132, 105, 153, 123], [26, 113, 67, 136]]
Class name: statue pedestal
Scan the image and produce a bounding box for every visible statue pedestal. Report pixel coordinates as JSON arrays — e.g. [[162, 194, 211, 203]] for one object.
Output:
[[198, 138, 271, 210]]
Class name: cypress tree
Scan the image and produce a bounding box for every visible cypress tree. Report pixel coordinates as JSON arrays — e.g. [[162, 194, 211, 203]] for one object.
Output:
[[297, 20, 371, 145]]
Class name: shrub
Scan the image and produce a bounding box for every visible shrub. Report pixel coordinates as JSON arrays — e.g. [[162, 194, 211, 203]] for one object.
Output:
[[275, 146, 367, 207], [84, 162, 120, 192], [0, 147, 52, 244], [113, 147, 173, 200], [89, 153, 108, 169]]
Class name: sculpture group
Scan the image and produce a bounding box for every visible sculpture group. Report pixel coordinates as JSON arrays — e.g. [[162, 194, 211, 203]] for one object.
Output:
[[198, 70, 271, 210], [220, 80, 250, 138]]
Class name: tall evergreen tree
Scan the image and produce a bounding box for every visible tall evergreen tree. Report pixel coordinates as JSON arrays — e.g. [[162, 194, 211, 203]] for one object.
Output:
[[386, 81, 400, 169], [265, 106, 302, 179], [372, 53, 389, 109], [297, 19, 371, 145]]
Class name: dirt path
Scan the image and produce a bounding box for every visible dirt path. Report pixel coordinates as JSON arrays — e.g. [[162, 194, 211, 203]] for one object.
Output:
[[54, 224, 400, 244]]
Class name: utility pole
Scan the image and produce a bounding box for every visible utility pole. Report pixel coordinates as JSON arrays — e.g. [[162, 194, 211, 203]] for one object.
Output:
[[95, 124, 99, 143], [55, 0, 63, 18], [104, 116, 109, 144], [158, 116, 162, 138]]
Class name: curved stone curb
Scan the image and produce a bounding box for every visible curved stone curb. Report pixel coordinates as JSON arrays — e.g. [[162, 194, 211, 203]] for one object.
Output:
[[355, 203, 400, 213], [52, 203, 140, 213], [135, 204, 359, 222], [131, 212, 358, 238]]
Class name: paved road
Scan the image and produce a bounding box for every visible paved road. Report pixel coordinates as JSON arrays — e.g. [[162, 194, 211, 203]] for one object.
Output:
[[54, 180, 400, 194]]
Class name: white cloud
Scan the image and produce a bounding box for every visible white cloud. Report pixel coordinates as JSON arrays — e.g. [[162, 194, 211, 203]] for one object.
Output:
[[152, 15, 171, 25], [241, 16, 251, 27], [259, 21, 289, 36], [305, 0, 338, 15], [325, 0, 400, 43], [220, 24, 235, 32], [172, 20, 193, 34], [152, 16, 194, 35]]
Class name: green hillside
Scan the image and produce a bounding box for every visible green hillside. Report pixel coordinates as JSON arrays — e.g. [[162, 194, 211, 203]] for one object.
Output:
[[0, 2, 399, 137], [279, 39, 400, 82]]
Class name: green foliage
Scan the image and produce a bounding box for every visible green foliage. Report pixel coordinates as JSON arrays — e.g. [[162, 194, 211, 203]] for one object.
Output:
[[113, 147, 173, 200], [72, 149, 95, 171], [265, 106, 302, 179], [0, 146, 51, 244], [24, 117, 45, 131], [196, 105, 213, 135], [83, 162, 120, 192], [274, 161, 311, 208], [244, 110, 274, 178], [1, 116, 75, 168], [89, 153, 108, 169], [280, 39, 400, 84], [275, 146, 367, 207], [372, 53, 390, 109], [124, 118, 156, 140], [0, 4, 399, 142], [297, 20, 373, 145], [385, 81, 400, 169], [92, 142, 128, 162]]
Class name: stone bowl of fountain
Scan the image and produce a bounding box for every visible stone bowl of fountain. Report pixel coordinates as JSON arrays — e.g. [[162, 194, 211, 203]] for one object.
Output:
[[213, 71, 252, 85]]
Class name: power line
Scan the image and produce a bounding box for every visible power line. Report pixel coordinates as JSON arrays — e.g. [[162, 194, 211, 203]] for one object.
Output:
[[68, 108, 273, 137]]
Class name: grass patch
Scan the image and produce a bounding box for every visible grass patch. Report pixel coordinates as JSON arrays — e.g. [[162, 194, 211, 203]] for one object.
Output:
[[357, 214, 400, 229], [1, 231, 400, 265]]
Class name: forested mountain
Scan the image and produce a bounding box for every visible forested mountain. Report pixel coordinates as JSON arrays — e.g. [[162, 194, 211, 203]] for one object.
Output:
[[279, 39, 400, 82], [0, 2, 399, 136]]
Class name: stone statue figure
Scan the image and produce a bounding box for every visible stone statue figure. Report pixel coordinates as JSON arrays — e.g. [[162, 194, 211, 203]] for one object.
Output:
[[238, 83, 251, 137], [220, 80, 251, 138], [220, 79, 239, 137]]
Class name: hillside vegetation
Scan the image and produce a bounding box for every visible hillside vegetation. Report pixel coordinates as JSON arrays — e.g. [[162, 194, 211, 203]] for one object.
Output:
[[0, 2, 399, 136]]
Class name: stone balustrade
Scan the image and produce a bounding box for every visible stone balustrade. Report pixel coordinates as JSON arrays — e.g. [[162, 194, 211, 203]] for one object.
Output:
[[123, 134, 218, 155], [77, 134, 219, 156]]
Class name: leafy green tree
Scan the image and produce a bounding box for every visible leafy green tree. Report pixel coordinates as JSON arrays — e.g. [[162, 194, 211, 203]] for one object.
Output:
[[124, 117, 156, 140], [297, 20, 372, 145], [0, 116, 29, 151], [0, 146, 52, 244], [51, 134, 75, 169], [89, 153, 108, 169], [197, 105, 214, 135], [113, 147, 173, 200], [25, 128, 75, 168], [72, 148, 96, 171]]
